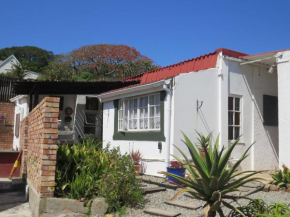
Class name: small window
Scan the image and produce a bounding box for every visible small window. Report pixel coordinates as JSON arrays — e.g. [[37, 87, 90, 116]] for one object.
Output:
[[228, 97, 241, 140], [263, 95, 278, 126], [84, 114, 96, 134], [86, 97, 98, 110]]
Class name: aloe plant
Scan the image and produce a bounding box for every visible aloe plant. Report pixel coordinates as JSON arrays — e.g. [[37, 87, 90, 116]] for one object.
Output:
[[271, 164, 290, 187], [159, 132, 263, 217]]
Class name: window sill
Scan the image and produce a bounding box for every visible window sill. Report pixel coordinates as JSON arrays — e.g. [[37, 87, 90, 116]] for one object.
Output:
[[228, 140, 246, 145]]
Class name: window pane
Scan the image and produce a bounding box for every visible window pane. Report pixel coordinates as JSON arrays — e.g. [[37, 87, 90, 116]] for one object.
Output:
[[133, 119, 137, 129], [134, 99, 137, 108], [228, 127, 233, 140], [84, 127, 95, 134], [235, 112, 240, 125], [156, 106, 160, 116], [85, 114, 96, 125], [144, 119, 148, 129], [129, 100, 133, 109], [149, 95, 154, 105], [129, 120, 133, 129], [149, 118, 154, 129], [145, 97, 148, 106], [155, 117, 160, 129], [155, 94, 160, 105], [228, 97, 233, 110], [145, 108, 148, 117], [150, 107, 154, 117], [140, 108, 144, 118], [235, 98, 240, 111], [134, 109, 137, 118], [140, 98, 143, 107], [234, 127, 240, 139], [139, 119, 143, 129], [228, 112, 234, 125]]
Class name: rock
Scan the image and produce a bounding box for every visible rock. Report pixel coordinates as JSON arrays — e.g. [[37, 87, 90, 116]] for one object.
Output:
[[269, 184, 279, 191], [286, 183, 290, 190], [91, 197, 108, 215], [279, 187, 287, 192], [263, 184, 271, 192]]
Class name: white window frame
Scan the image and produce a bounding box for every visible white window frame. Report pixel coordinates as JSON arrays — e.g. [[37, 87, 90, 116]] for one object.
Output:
[[228, 95, 242, 141], [118, 93, 161, 132]]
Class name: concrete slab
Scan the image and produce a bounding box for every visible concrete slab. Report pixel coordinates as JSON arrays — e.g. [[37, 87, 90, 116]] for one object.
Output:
[[144, 208, 181, 216], [0, 202, 32, 217], [143, 187, 166, 194], [164, 200, 201, 210]]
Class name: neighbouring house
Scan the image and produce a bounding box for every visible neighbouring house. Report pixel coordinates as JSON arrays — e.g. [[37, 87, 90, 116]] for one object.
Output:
[[0, 54, 41, 80], [97, 48, 290, 176], [10, 80, 138, 150]]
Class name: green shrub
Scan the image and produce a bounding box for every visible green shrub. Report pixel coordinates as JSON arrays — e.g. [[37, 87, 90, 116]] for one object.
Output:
[[229, 199, 290, 217], [55, 139, 109, 199], [271, 164, 290, 187], [98, 147, 144, 212]]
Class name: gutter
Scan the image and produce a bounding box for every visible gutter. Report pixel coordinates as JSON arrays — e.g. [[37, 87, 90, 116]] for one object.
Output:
[[98, 80, 166, 102]]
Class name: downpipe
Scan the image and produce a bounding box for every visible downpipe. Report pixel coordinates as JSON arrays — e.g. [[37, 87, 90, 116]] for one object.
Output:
[[163, 80, 172, 167]]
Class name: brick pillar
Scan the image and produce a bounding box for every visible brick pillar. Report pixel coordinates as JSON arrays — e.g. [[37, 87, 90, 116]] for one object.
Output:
[[20, 97, 59, 198], [39, 97, 59, 198]]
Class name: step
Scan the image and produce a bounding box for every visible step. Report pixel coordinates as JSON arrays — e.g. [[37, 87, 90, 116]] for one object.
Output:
[[143, 187, 166, 194], [164, 200, 201, 210], [144, 208, 180, 217]]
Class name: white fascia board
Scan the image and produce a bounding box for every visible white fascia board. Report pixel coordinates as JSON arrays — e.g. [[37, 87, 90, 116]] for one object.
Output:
[[97, 80, 167, 102], [224, 56, 270, 69], [10, 95, 28, 103]]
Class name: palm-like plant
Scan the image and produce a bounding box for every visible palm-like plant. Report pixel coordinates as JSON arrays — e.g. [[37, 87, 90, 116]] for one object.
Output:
[[159, 132, 263, 217], [10, 62, 30, 80]]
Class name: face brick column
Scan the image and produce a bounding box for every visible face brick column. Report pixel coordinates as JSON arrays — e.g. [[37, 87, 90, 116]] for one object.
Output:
[[20, 97, 59, 198]]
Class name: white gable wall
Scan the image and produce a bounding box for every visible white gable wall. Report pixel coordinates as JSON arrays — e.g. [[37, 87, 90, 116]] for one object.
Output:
[[0, 56, 19, 74], [172, 68, 220, 160]]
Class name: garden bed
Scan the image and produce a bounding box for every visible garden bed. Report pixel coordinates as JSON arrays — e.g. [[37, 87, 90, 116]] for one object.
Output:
[[124, 182, 290, 217]]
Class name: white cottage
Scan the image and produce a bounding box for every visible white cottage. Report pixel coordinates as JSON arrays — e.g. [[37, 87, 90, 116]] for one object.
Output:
[[98, 48, 290, 176]]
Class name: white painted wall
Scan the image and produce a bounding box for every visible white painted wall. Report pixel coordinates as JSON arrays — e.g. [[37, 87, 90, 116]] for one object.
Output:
[[12, 96, 29, 150], [172, 68, 220, 159], [102, 99, 170, 176], [277, 51, 290, 168], [228, 60, 278, 170]]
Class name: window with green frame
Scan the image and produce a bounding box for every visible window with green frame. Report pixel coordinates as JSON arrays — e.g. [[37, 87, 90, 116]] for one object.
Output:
[[113, 91, 166, 141]]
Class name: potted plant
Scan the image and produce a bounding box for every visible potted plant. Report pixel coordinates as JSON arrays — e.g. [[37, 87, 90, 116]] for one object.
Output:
[[130, 149, 143, 175], [166, 161, 186, 184]]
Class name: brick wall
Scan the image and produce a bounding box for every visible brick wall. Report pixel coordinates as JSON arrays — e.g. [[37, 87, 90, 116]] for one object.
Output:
[[20, 97, 59, 198], [0, 102, 14, 150]]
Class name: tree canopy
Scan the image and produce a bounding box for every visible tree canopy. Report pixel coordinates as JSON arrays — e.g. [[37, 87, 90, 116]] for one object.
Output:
[[39, 44, 159, 81], [0, 46, 54, 72]]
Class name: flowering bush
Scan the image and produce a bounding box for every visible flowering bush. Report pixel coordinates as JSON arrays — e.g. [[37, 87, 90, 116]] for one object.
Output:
[[98, 148, 144, 212], [169, 161, 183, 169]]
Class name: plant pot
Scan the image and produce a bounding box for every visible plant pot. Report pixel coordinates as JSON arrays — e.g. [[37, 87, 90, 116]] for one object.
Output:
[[166, 167, 186, 184], [199, 148, 209, 161], [134, 164, 141, 175]]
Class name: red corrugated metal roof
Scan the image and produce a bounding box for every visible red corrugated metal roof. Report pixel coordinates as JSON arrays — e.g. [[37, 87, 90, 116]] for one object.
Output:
[[124, 48, 247, 85], [102, 48, 247, 95]]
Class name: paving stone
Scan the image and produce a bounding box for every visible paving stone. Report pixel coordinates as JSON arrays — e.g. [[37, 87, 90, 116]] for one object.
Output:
[[184, 193, 195, 199], [164, 200, 201, 210], [143, 187, 166, 194], [243, 182, 262, 188], [144, 208, 181, 216]]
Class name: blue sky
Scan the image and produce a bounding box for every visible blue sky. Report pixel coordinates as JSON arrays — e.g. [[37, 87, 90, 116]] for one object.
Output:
[[1, 0, 289, 66]]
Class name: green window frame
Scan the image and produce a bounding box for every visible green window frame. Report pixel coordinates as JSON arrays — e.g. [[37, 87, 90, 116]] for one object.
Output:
[[113, 91, 166, 141]]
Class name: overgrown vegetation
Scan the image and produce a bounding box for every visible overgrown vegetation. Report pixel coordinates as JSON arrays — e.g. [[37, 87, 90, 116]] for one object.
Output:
[[99, 148, 144, 212], [55, 139, 143, 212], [160, 132, 263, 217], [271, 164, 290, 187], [229, 199, 290, 217]]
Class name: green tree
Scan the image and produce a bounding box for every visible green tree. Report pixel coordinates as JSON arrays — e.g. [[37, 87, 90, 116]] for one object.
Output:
[[0, 46, 54, 72]]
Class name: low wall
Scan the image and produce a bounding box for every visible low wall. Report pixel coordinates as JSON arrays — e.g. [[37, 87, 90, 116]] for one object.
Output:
[[20, 97, 59, 198], [0, 151, 20, 177], [0, 102, 14, 150]]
